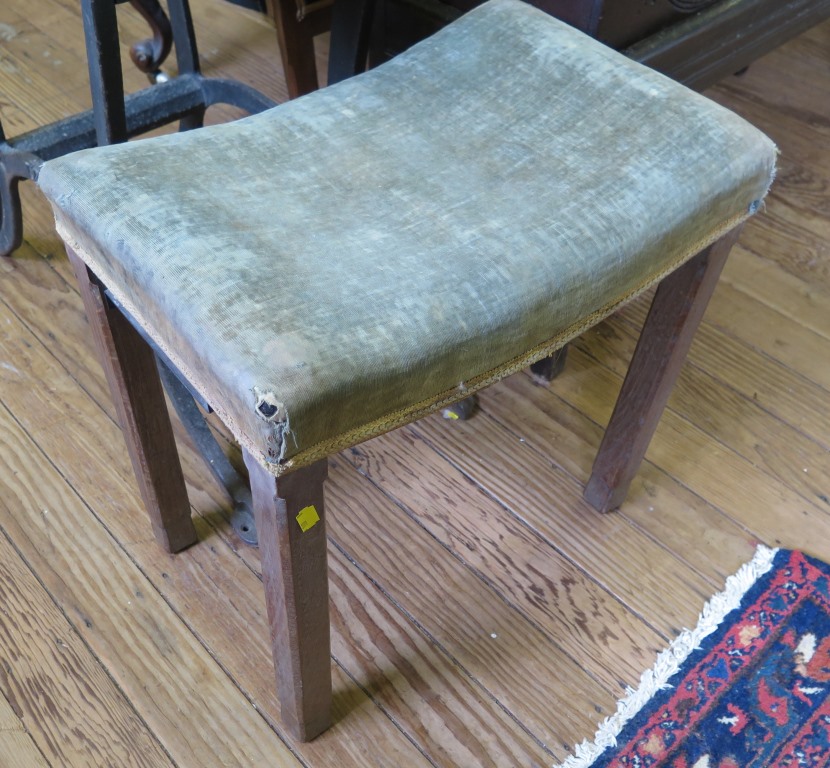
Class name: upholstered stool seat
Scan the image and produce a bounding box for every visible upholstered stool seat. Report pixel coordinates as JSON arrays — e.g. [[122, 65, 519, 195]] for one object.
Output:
[[39, 0, 773, 475], [37, 0, 775, 742]]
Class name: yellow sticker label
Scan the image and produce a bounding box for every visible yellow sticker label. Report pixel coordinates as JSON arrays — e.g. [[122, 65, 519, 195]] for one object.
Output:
[[296, 505, 320, 532], [446, 410, 459, 420]]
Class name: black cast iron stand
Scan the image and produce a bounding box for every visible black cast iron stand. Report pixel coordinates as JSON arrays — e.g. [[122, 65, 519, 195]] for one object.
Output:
[[0, 0, 272, 544]]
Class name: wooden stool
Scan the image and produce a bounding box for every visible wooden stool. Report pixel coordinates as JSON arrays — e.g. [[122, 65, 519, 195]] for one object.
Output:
[[36, 0, 775, 742]]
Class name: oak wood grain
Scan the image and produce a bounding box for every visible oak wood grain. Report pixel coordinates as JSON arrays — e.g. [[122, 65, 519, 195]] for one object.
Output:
[[414, 408, 718, 622], [344, 428, 664, 686], [325, 458, 609, 753], [0, 731, 51, 768], [0, 519, 173, 767]]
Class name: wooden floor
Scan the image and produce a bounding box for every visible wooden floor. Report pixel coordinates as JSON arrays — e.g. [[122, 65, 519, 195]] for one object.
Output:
[[1, 2, 829, 765]]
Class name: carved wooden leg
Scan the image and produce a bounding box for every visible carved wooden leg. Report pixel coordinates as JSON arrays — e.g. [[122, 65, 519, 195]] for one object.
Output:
[[244, 453, 332, 741], [68, 247, 197, 552], [584, 227, 742, 513]]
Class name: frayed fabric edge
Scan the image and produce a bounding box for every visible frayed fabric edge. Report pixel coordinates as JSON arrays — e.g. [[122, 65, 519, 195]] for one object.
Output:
[[554, 545, 779, 768]]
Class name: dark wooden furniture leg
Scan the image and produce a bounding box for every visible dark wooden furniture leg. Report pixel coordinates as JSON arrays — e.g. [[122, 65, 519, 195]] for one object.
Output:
[[268, 0, 321, 97], [530, 344, 569, 383], [584, 227, 742, 513], [244, 452, 332, 741], [328, 0, 374, 85], [68, 248, 197, 553]]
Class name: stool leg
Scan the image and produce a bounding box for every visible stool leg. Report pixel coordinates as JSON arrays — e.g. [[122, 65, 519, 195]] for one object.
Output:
[[244, 453, 332, 741], [529, 344, 569, 384], [584, 227, 742, 513], [67, 248, 197, 553]]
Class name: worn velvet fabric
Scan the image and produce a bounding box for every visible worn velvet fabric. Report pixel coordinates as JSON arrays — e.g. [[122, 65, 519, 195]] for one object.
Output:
[[38, 0, 776, 473]]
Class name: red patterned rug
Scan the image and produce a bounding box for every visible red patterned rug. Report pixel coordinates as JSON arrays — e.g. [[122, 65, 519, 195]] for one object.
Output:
[[558, 547, 830, 767]]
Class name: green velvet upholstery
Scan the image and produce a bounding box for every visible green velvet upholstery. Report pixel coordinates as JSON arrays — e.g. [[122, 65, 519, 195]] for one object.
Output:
[[38, 0, 775, 475]]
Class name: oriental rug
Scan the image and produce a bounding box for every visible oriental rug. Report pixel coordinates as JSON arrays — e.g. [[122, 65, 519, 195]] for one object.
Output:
[[559, 547, 830, 767]]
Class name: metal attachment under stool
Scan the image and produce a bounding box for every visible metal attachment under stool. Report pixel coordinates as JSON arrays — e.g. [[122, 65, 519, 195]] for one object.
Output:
[[158, 363, 259, 546], [106, 290, 259, 545]]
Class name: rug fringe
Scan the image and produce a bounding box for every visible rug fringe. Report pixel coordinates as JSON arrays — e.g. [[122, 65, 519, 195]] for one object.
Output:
[[554, 545, 779, 768]]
